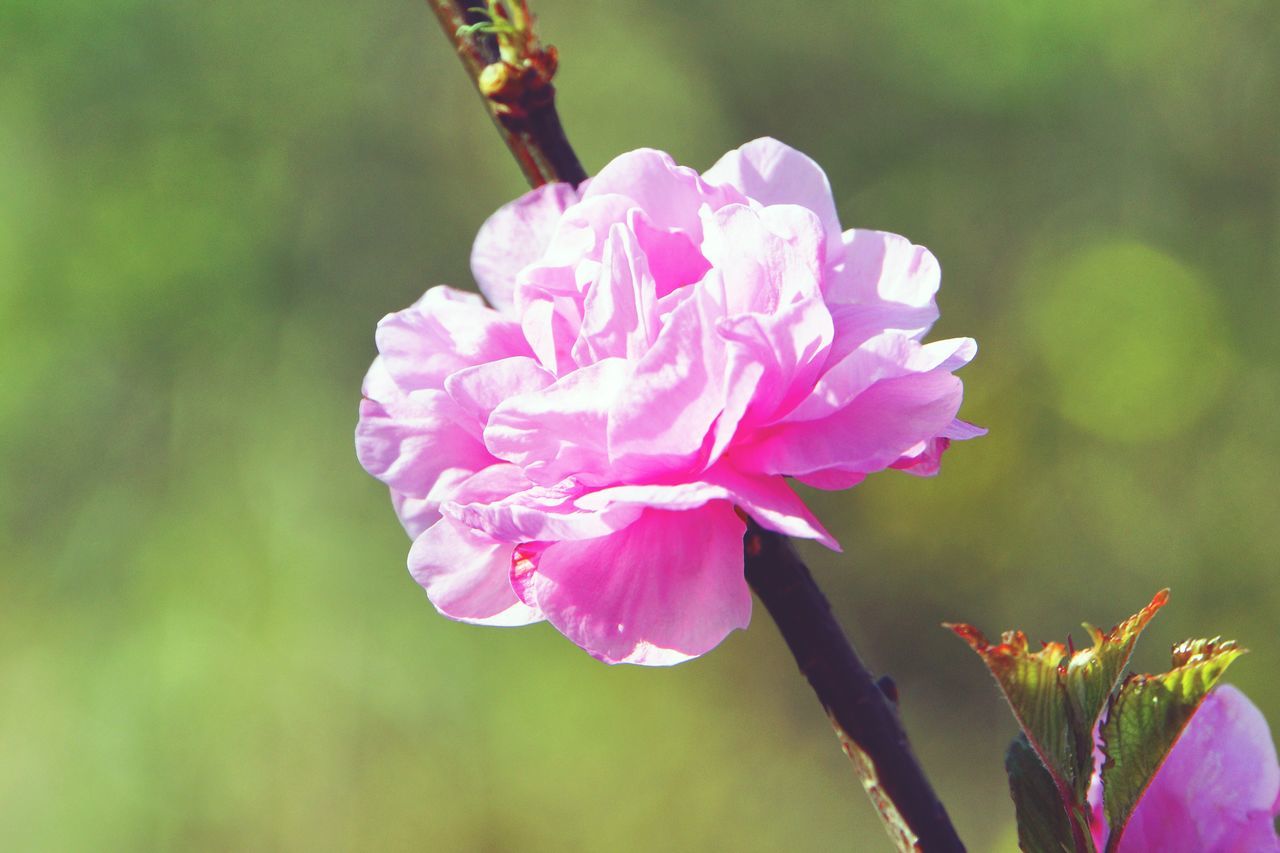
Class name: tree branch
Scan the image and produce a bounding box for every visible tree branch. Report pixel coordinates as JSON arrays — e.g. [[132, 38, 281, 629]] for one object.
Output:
[[425, 0, 587, 188], [744, 522, 965, 851]]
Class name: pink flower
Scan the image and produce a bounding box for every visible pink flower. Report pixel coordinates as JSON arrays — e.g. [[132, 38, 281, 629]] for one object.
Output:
[[1088, 684, 1280, 852], [356, 138, 980, 664]]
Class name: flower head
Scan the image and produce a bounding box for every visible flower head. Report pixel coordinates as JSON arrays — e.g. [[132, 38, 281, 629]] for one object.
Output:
[[357, 138, 981, 664], [1088, 684, 1280, 852]]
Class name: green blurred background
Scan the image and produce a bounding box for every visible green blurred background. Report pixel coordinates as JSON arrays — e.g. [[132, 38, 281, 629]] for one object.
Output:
[[4, 0, 1278, 849]]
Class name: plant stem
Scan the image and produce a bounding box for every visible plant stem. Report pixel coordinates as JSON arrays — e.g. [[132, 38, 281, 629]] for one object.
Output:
[[425, 5, 963, 848], [744, 522, 965, 852], [426, 0, 587, 188]]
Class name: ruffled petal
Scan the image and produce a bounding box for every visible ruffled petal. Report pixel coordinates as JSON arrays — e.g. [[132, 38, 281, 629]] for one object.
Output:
[[444, 356, 555, 432], [485, 357, 633, 485], [408, 516, 542, 626], [511, 503, 749, 665], [702, 137, 843, 253], [699, 202, 826, 313], [736, 370, 964, 483], [581, 148, 744, 239], [375, 286, 532, 391], [571, 222, 659, 365], [574, 463, 838, 550], [444, 474, 644, 543], [784, 334, 975, 424], [826, 230, 942, 326], [356, 390, 494, 497], [606, 278, 727, 472], [713, 295, 834, 447], [471, 182, 579, 314]]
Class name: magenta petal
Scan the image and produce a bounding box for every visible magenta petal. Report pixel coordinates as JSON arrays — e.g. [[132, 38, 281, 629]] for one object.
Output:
[[785, 334, 974, 424], [511, 503, 750, 665], [739, 370, 964, 481], [574, 464, 839, 550], [1112, 685, 1280, 852], [699, 203, 826, 313], [445, 476, 644, 543], [471, 182, 579, 314], [702, 137, 843, 252], [408, 517, 542, 626]]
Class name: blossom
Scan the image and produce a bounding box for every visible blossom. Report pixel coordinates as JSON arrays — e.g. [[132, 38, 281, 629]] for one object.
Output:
[[356, 138, 980, 665], [1088, 684, 1280, 852]]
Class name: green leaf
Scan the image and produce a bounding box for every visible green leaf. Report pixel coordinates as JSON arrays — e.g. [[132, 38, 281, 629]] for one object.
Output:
[[948, 622, 1076, 788], [947, 590, 1168, 798], [1061, 590, 1168, 797], [1006, 734, 1090, 853], [1100, 637, 1246, 853]]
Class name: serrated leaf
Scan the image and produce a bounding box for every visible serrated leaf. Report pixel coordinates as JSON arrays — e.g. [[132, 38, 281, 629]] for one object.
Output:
[[1006, 734, 1091, 853], [948, 623, 1076, 788], [1100, 637, 1246, 853], [1062, 590, 1169, 797], [948, 591, 1169, 800]]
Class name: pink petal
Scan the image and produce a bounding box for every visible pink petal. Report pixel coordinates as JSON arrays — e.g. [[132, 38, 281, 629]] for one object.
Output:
[[698, 203, 826, 314], [444, 356, 555, 432], [1114, 685, 1280, 852], [580, 148, 744, 239], [571, 222, 659, 365], [485, 357, 633, 485], [736, 370, 964, 482], [629, 208, 710, 298], [784, 334, 975, 424], [827, 229, 941, 320], [375, 286, 531, 391], [702, 137, 843, 253], [574, 463, 839, 550], [356, 390, 494, 498], [444, 472, 643, 543], [471, 182, 579, 314], [408, 516, 542, 626], [713, 295, 834, 445], [510, 503, 750, 665], [606, 278, 727, 473]]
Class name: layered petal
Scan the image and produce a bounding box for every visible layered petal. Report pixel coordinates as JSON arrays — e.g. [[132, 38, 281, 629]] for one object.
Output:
[[580, 148, 743, 238], [358, 139, 981, 666], [356, 390, 493, 498], [408, 515, 542, 626], [703, 137, 842, 252], [485, 357, 633, 485], [375, 286, 531, 391], [736, 369, 964, 484], [510, 503, 750, 665], [826, 229, 942, 337], [471, 181, 579, 314], [606, 278, 727, 473]]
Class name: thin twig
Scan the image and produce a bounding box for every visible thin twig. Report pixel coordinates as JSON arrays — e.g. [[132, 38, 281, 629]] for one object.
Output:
[[425, 0, 587, 188]]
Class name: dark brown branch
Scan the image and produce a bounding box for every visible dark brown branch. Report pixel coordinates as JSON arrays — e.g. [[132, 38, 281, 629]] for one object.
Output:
[[426, 0, 587, 188], [744, 522, 965, 851]]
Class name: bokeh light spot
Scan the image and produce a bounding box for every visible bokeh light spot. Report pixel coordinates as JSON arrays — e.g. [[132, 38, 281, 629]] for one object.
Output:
[[1026, 240, 1232, 442]]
